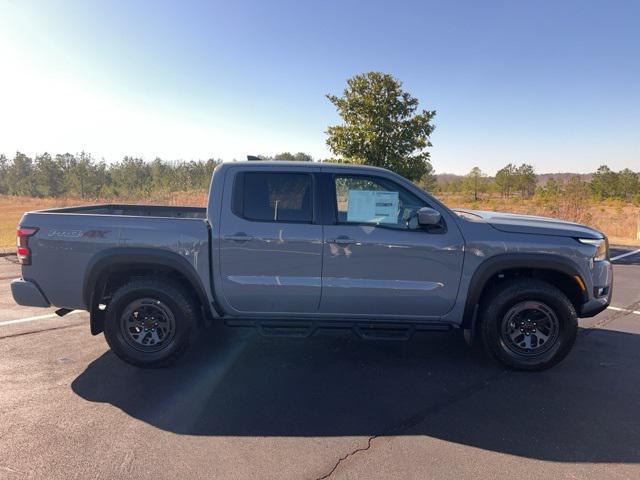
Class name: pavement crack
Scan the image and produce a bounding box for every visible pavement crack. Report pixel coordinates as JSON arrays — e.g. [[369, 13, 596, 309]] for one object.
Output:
[[315, 435, 377, 480], [314, 368, 510, 479]]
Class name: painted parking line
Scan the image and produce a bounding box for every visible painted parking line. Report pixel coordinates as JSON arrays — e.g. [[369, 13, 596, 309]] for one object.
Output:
[[610, 248, 640, 262], [607, 306, 640, 315], [0, 310, 83, 327]]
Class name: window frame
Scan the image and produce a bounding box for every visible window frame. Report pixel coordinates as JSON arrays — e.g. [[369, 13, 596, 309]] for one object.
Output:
[[329, 173, 445, 232], [231, 171, 317, 224]]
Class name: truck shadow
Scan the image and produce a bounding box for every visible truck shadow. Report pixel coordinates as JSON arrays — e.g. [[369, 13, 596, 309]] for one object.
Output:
[[72, 324, 640, 463]]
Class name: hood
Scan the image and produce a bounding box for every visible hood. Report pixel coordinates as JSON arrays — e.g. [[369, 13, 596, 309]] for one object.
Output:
[[454, 209, 604, 239]]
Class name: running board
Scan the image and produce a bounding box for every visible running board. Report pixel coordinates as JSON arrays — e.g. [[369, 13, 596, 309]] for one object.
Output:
[[224, 319, 452, 340]]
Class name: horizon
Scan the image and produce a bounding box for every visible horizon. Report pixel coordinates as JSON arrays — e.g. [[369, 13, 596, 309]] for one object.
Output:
[[1, 0, 639, 176]]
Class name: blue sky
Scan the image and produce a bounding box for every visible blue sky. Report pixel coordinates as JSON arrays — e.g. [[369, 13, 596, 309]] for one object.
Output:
[[0, 0, 638, 175]]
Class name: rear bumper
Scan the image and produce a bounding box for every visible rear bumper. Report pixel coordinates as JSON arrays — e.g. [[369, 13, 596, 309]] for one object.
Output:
[[10, 279, 51, 308]]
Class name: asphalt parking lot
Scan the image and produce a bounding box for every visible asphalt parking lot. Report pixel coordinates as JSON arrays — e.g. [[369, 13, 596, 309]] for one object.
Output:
[[1, 248, 640, 480]]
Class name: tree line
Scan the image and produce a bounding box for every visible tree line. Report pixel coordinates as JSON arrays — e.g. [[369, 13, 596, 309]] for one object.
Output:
[[0, 152, 221, 198], [0, 151, 322, 198], [1, 150, 637, 204], [438, 163, 640, 203]]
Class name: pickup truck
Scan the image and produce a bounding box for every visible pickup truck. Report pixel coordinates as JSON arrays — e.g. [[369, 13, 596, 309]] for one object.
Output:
[[11, 161, 613, 370]]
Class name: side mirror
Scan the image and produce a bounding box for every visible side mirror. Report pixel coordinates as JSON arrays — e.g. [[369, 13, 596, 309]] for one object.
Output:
[[417, 207, 441, 226]]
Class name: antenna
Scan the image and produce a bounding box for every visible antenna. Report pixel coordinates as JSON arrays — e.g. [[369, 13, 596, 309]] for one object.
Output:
[[247, 155, 261, 161]]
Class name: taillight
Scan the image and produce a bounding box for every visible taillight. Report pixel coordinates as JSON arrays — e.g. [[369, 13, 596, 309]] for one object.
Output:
[[16, 227, 38, 265]]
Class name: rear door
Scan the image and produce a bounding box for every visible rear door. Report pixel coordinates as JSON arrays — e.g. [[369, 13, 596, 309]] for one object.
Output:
[[319, 171, 464, 318], [218, 166, 323, 315]]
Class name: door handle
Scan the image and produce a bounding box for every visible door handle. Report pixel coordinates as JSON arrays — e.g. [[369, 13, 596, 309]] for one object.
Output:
[[328, 237, 355, 245], [224, 233, 254, 242]]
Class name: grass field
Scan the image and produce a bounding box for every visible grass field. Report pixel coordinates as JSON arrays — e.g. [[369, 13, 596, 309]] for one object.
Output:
[[1, 192, 639, 250], [0, 192, 208, 251]]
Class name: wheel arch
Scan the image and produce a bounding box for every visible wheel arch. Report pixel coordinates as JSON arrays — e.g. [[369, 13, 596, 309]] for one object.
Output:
[[462, 253, 588, 340], [83, 248, 216, 335]]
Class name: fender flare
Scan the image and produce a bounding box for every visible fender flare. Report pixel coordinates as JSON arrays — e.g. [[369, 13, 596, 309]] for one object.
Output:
[[83, 247, 216, 335], [462, 253, 587, 334]]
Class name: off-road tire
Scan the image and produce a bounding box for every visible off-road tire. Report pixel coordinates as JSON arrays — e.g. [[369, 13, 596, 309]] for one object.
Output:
[[104, 278, 198, 368], [480, 278, 578, 371]]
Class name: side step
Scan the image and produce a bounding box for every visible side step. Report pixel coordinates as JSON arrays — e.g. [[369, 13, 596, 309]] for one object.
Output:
[[224, 319, 452, 340]]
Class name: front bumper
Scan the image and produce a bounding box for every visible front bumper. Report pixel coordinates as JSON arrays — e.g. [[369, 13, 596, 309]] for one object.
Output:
[[578, 296, 610, 318], [11, 279, 51, 308], [577, 257, 613, 318]]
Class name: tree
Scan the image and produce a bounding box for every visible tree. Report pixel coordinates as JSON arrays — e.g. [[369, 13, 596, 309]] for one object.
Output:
[[495, 163, 516, 197], [591, 165, 618, 199], [0, 154, 8, 194], [274, 152, 313, 162], [515, 164, 536, 198], [562, 176, 592, 224], [617, 168, 638, 200], [109, 156, 152, 196], [540, 177, 562, 199], [35, 153, 65, 197], [7, 152, 38, 196], [416, 169, 438, 192], [64, 151, 98, 199], [326, 71, 436, 182], [464, 167, 487, 201]]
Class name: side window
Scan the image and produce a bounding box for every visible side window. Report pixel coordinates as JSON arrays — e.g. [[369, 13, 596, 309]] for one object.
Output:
[[334, 175, 427, 230], [239, 172, 313, 223]]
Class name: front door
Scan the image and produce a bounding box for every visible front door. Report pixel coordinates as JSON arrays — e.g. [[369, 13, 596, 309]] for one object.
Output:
[[319, 173, 464, 318], [219, 169, 323, 315]]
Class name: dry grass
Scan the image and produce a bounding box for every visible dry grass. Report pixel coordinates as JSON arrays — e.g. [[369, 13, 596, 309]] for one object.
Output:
[[1, 191, 639, 249], [0, 192, 208, 250], [0, 196, 77, 250]]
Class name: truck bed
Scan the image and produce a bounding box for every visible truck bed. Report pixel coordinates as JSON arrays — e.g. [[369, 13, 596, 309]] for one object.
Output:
[[39, 204, 206, 219], [17, 203, 211, 311]]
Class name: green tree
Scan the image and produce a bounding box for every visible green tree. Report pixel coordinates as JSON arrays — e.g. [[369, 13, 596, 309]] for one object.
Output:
[[591, 165, 618, 199], [64, 151, 98, 199], [617, 168, 638, 200], [326, 72, 436, 181], [0, 154, 8, 194], [515, 164, 536, 198], [416, 171, 438, 193], [35, 153, 65, 197], [110, 156, 152, 196], [7, 152, 38, 196], [563, 176, 592, 224], [150, 158, 171, 192], [540, 177, 562, 199], [495, 163, 517, 197], [464, 167, 487, 201]]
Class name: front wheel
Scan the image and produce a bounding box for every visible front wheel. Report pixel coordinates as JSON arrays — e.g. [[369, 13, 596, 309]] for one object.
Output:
[[480, 279, 578, 371], [104, 278, 198, 368]]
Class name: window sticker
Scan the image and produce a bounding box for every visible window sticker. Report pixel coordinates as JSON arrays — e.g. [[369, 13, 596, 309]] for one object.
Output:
[[346, 190, 399, 224]]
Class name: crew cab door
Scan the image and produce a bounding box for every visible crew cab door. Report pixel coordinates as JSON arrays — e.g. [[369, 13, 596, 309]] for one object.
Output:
[[319, 172, 464, 318], [218, 166, 323, 315]]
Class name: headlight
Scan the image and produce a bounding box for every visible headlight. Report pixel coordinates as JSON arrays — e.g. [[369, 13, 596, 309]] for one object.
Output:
[[578, 238, 608, 261]]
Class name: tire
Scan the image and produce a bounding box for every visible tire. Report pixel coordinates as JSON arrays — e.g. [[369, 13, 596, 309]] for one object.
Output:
[[104, 278, 198, 368], [480, 278, 577, 371]]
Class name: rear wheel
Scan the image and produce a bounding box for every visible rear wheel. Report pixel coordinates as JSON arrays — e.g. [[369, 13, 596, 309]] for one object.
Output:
[[480, 279, 577, 371], [104, 278, 198, 368]]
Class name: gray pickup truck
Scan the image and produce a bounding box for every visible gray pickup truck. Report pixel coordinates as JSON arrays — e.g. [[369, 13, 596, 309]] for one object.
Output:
[[11, 161, 612, 370]]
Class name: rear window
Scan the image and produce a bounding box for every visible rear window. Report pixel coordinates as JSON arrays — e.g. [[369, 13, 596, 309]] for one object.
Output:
[[235, 172, 313, 223]]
